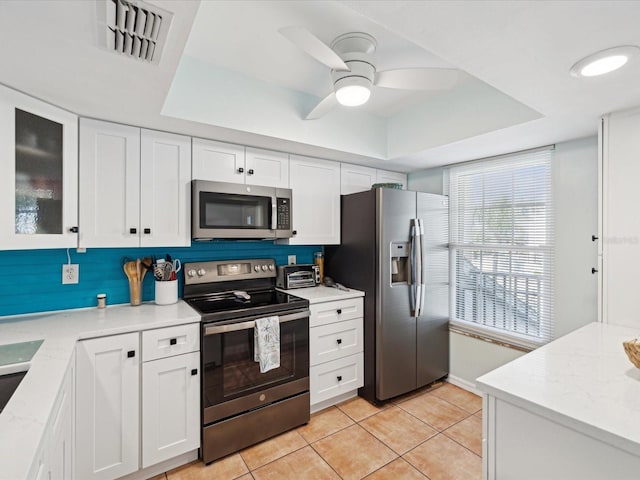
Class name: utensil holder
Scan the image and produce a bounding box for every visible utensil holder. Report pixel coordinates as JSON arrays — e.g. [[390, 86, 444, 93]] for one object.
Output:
[[155, 280, 177, 305], [129, 280, 141, 306]]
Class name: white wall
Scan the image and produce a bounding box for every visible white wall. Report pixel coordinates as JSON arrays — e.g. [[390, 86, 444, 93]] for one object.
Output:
[[409, 136, 599, 387]]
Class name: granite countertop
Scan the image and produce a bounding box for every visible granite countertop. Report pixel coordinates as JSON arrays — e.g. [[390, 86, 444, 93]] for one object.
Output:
[[476, 321, 640, 457], [0, 301, 200, 480], [278, 285, 364, 304]]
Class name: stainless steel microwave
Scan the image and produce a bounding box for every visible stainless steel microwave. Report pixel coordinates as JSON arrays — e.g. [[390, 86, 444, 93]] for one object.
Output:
[[192, 180, 293, 240]]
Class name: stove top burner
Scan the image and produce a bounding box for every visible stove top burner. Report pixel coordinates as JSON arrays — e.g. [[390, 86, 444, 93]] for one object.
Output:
[[186, 288, 308, 323]]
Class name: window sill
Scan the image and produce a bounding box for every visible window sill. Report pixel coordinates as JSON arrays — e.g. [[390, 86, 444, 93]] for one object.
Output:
[[449, 322, 540, 353]]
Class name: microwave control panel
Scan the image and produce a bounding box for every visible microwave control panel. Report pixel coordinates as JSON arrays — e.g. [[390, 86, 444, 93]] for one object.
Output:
[[276, 198, 291, 229]]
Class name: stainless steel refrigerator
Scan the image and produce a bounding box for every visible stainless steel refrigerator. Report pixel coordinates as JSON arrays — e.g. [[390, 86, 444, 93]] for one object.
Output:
[[325, 187, 449, 403]]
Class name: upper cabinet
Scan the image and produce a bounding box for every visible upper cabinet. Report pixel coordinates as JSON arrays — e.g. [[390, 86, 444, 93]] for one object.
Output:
[[376, 169, 407, 189], [288, 155, 341, 245], [0, 84, 78, 250], [79, 119, 191, 248], [340, 164, 408, 195], [192, 138, 289, 188], [341, 164, 377, 195]]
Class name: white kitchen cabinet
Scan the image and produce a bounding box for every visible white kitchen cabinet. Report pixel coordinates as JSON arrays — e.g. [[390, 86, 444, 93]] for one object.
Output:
[[340, 163, 377, 195], [288, 155, 341, 245], [192, 138, 289, 188], [48, 358, 74, 480], [0, 83, 78, 250], [141, 351, 200, 467], [599, 108, 640, 327], [376, 169, 407, 189], [79, 120, 191, 248], [309, 297, 364, 411], [75, 332, 140, 480]]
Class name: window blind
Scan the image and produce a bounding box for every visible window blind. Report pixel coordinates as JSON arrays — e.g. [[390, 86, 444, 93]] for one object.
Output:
[[448, 148, 554, 349]]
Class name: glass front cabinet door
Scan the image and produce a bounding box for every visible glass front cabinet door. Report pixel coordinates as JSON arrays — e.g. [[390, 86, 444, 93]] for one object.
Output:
[[0, 84, 78, 249]]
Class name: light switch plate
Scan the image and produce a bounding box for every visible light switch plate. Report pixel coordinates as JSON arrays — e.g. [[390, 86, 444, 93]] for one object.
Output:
[[287, 255, 296, 265], [62, 264, 79, 284]]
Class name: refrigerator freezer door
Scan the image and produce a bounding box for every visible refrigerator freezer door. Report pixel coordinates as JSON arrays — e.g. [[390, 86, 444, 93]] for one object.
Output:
[[416, 193, 450, 388], [376, 188, 417, 400]]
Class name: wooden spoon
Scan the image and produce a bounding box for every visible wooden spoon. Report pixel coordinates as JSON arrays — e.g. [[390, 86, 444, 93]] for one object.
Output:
[[140, 257, 153, 283]]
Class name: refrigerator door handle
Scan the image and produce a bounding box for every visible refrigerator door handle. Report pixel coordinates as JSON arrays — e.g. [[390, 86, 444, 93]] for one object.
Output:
[[416, 218, 426, 317], [409, 221, 417, 316]]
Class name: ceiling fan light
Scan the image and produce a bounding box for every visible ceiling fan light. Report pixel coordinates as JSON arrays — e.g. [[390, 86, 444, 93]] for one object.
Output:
[[334, 77, 372, 106], [570, 45, 640, 77]]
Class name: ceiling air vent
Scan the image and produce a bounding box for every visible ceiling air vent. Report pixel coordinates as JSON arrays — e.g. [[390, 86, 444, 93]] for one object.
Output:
[[99, 0, 173, 64]]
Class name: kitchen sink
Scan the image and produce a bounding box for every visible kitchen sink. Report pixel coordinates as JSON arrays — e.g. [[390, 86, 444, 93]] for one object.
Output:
[[0, 339, 43, 414]]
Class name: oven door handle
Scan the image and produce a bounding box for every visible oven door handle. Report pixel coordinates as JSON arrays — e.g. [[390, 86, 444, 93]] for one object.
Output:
[[204, 310, 310, 335]]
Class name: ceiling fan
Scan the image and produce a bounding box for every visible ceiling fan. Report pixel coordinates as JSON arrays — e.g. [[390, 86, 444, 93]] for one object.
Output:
[[279, 26, 459, 120]]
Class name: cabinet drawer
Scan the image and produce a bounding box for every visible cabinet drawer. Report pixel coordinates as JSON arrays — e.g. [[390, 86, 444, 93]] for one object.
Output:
[[309, 297, 363, 327], [310, 318, 363, 366], [310, 353, 364, 405], [142, 323, 200, 362]]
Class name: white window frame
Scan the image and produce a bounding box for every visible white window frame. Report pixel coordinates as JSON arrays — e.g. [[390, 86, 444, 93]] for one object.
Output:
[[447, 147, 554, 350]]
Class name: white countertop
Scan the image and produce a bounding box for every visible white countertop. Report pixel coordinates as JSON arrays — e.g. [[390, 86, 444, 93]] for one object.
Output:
[[278, 285, 364, 304], [0, 301, 200, 480], [476, 322, 640, 457]]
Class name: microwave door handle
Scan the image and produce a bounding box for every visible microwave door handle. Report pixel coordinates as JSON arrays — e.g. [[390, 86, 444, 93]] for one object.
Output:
[[271, 198, 277, 230]]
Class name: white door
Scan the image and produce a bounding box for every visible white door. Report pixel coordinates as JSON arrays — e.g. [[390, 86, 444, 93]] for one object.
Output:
[[245, 147, 289, 188], [140, 129, 192, 247], [78, 119, 140, 248], [192, 138, 245, 184], [341, 163, 377, 195], [376, 169, 407, 189], [0, 84, 78, 250], [76, 333, 139, 480], [288, 155, 341, 245], [601, 109, 640, 326], [141, 352, 200, 467]]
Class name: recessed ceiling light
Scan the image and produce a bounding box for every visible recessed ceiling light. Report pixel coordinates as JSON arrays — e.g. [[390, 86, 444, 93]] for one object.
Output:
[[570, 45, 640, 78]]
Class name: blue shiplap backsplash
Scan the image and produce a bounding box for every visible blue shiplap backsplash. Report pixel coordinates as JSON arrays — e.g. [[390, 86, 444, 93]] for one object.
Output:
[[0, 241, 320, 317]]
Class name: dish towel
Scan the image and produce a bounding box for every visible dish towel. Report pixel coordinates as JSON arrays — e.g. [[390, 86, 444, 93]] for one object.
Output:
[[254, 316, 280, 373]]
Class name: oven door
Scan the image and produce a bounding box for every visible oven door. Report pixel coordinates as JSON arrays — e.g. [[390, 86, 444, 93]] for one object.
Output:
[[201, 309, 309, 425]]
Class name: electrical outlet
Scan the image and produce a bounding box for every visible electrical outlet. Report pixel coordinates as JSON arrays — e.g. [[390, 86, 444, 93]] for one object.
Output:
[[62, 264, 79, 284], [288, 255, 296, 265]]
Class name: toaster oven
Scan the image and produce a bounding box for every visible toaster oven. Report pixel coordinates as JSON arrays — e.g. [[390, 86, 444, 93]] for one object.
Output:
[[276, 264, 320, 289]]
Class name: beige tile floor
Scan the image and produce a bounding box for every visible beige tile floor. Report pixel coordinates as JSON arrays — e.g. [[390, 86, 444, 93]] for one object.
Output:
[[153, 382, 482, 480]]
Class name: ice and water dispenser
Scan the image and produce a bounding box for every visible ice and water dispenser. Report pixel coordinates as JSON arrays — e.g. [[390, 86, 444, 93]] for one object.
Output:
[[390, 242, 409, 284]]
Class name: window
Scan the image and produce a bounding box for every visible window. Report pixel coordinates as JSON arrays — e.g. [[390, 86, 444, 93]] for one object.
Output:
[[448, 148, 554, 349]]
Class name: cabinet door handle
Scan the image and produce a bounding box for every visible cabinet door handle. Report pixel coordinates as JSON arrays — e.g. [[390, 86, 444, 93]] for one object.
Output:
[[169, 338, 177, 345], [592, 267, 598, 274], [292, 230, 297, 236], [592, 235, 599, 242], [237, 167, 244, 174], [129, 227, 137, 234], [191, 368, 198, 376], [143, 228, 151, 234], [337, 375, 342, 382], [336, 338, 342, 344], [127, 350, 135, 358], [247, 169, 254, 175], [336, 309, 342, 314], [69, 226, 79, 233]]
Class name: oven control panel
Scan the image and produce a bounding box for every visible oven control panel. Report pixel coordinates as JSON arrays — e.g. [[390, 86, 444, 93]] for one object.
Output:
[[184, 258, 276, 285]]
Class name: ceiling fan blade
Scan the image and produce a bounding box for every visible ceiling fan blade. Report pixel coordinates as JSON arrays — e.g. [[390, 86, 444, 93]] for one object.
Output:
[[375, 68, 459, 90], [279, 26, 350, 71], [305, 92, 338, 120]]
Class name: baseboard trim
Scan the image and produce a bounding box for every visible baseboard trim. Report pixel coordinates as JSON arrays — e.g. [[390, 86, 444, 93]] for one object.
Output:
[[447, 375, 482, 396]]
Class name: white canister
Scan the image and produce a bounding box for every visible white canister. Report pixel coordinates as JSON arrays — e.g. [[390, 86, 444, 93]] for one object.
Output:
[[155, 280, 178, 305]]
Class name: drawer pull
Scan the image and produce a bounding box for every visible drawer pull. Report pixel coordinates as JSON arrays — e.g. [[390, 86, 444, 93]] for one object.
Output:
[[169, 338, 177, 345], [248, 169, 254, 175], [191, 368, 198, 376], [336, 338, 342, 345], [143, 228, 151, 234], [129, 227, 137, 234], [336, 309, 342, 314], [238, 167, 244, 174], [127, 350, 135, 358], [337, 375, 342, 382]]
